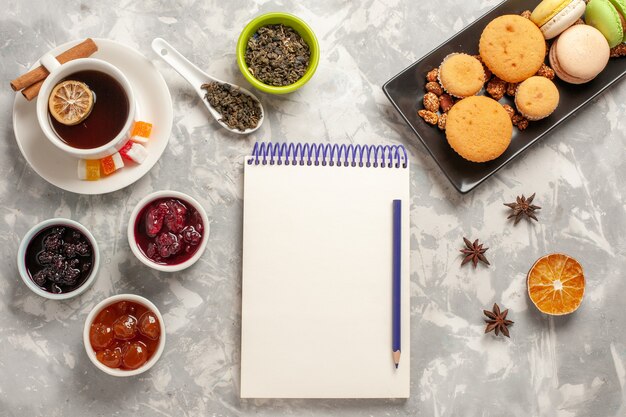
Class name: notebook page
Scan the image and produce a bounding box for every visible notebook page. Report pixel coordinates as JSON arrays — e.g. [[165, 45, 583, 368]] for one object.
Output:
[[241, 159, 410, 398]]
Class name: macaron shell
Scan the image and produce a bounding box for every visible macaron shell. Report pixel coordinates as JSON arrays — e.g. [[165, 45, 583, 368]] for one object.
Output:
[[608, 0, 626, 41], [540, 0, 586, 39], [549, 25, 610, 84], [585, 0, 624, 47], [549, 41, 588, 83], [531, 0, 572, 26]]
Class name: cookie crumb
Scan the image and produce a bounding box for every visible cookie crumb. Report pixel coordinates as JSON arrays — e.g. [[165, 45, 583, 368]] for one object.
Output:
[[610, 44, 626, 58], [425, 81, 443, 96], [486, 77, 506, 101], [418, 109, 438, 125], [439, 94, 455, 113], [506, 82, 518, 97], [437, 113, 447, 131], [423, 92, 440, 112], [502, 104, 515, 120], [536, 63, 555, 80], [426, 68, 439, 83], [512, 114, 529, 131], [520, 10, 532, 19]]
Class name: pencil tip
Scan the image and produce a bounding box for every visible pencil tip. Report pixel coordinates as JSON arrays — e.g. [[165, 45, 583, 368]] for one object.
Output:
[[395, 364, 399, 369]]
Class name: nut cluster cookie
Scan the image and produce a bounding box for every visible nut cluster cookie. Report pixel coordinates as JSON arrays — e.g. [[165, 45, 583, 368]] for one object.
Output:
[[479, 15, 546, 83]]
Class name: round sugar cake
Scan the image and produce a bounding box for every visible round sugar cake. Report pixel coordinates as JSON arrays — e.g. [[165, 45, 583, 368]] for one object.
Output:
[[479, 15, 546, 83], [438, 53, 485, 98], [514, 76, 560, 121], [445, 96, 513, 163]]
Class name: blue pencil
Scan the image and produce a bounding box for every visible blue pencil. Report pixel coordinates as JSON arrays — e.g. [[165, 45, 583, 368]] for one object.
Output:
[[392, 200, 401, 369]]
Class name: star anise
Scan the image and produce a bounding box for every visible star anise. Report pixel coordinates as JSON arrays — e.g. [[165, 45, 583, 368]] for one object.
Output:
[[460, 237, 490, 268], [504, 193, 541, 225], [483, 303, 514, 337]]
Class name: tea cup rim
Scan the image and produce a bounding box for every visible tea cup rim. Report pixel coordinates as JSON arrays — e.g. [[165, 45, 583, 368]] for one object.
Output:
[[36, 57, 136, 159]]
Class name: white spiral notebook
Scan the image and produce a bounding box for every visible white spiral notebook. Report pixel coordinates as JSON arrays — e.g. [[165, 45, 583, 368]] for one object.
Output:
[[241, 142, 410, 398]]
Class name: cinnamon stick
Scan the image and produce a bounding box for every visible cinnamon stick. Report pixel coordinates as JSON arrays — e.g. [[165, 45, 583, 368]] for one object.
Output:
[[21, 80, 45, 101], [10, 38, 98, 96]]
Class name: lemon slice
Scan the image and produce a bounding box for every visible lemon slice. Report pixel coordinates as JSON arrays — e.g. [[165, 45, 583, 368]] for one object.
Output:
[[48, 80, 94, 125]]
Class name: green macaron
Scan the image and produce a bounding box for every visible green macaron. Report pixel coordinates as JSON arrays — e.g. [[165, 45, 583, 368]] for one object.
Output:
[[585, 0, 625, 47], [608, 0, 626, 42]]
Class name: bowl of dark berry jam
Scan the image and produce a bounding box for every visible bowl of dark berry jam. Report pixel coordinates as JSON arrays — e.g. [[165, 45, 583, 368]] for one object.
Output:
[[17, 218, 99, 300], [83, 294, 165, 376], [128, 191, 209, 272]]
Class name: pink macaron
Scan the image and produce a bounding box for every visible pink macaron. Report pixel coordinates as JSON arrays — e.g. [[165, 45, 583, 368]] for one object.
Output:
[[549, 24, 611, 84]]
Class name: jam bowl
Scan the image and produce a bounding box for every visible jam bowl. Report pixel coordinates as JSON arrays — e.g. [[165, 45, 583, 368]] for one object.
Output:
[[17, 218, 100, 300], [83, 294, 166, 377], [127, 190, 209, 272]]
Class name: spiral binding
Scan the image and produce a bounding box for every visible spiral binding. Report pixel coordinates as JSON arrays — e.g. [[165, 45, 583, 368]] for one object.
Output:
[[247, 142, 408, 168]]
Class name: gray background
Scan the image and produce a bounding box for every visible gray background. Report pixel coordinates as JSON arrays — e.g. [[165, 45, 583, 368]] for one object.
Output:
[[1, 0, 625, 416]]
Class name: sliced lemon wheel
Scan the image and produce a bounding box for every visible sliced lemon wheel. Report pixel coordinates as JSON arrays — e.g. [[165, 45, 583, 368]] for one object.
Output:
[[48, 80, 94, 125]]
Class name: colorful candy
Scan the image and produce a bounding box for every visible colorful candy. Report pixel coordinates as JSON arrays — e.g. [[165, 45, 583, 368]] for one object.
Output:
[[119, 142, 148, 164], [131, 121, 152, 144], [77, 159, 101, 181], [77, 120, 152, 180], [100, 153, 125, 176]]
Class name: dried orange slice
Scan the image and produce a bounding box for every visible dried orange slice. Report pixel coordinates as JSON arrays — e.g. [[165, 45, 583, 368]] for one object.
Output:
[[48, 80, 94, 125], [527, 253, 584, 315]]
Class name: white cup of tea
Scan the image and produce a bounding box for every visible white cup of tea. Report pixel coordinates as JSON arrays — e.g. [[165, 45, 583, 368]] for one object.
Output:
[[36, 54, 136, 160]]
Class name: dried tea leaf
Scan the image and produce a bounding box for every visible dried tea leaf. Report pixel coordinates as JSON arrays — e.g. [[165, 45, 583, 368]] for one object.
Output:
[[201, 82, 262, 131], [245, 24, 311, 86]]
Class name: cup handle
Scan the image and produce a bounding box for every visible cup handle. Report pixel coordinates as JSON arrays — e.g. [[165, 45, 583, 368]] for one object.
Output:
[[40, 53, 61, 73]]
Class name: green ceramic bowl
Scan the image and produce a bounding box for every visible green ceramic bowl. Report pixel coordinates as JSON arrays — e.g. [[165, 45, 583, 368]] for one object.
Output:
[[237, 12, 320, 95]]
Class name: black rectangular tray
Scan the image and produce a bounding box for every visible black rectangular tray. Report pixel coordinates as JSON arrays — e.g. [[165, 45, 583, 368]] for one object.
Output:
[[383, 0, 626, 193]]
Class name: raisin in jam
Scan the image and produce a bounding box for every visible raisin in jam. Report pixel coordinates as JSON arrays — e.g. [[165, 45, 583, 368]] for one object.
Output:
[[24, 225, 94, 294]]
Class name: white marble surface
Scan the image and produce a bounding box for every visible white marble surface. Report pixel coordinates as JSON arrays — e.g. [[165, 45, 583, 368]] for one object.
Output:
[[1, 0, 625, 416]]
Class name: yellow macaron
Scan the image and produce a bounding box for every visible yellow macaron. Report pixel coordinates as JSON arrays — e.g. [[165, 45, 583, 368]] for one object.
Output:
[[531, 0, 587, 39]]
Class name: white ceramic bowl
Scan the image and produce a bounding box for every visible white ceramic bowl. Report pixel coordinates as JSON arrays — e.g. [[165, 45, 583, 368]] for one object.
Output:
[[36, 56, 136, 159], [83, 294, 166, 377], [17, 218, 100, 300], [127, 190, 209, 272]]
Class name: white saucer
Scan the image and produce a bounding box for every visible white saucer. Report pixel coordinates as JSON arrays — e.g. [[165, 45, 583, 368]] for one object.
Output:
[[12, 39, 173, 195]]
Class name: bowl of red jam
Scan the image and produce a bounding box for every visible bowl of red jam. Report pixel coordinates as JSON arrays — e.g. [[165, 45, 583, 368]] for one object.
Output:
[[83, 294, 165, 377], [128, 191, 209, 272], [17, 218, 99, 300]]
